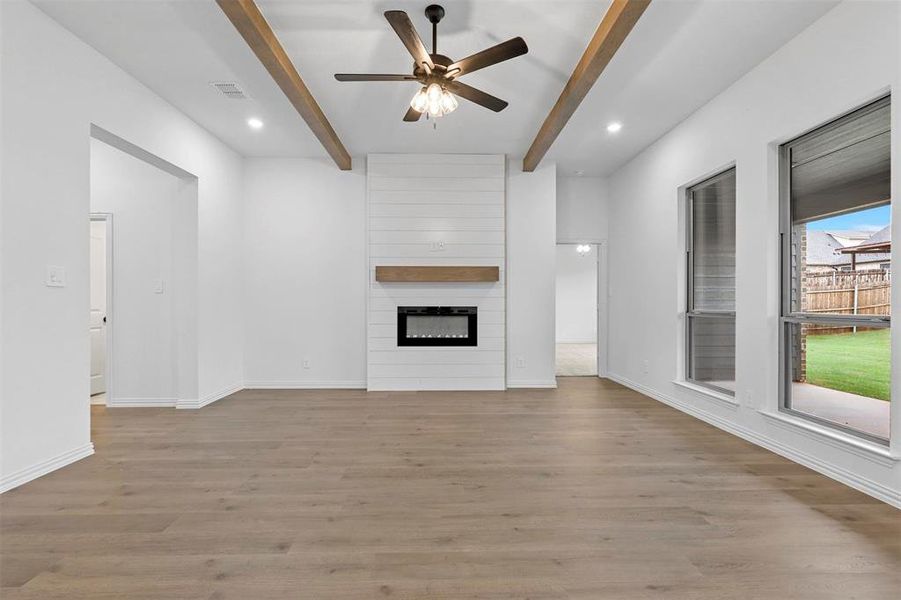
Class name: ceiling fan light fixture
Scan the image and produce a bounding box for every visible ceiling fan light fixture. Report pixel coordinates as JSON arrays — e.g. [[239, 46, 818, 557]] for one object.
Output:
[[410, 87, 429, 112], [440, 90, 458, 113], [426, 82, 443, 103], [410, 83, 458, 119]]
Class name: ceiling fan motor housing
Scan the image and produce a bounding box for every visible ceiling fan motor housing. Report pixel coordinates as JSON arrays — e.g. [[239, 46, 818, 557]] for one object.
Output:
[[414, 54, 452, 79]]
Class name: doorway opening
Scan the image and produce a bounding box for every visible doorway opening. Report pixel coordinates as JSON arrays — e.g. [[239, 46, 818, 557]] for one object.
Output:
[[88, 125, 199, 409], [90, 214, 112, 405], [555, 243, 598, 376]]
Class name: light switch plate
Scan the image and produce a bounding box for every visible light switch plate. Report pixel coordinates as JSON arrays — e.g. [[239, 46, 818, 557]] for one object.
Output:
[[153, 279, 165, 294], [46, 265, 66, 287]]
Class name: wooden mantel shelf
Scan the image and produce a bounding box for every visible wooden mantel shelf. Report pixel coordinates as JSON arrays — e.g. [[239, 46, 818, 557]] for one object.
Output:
[[375, 266, 499, 283]]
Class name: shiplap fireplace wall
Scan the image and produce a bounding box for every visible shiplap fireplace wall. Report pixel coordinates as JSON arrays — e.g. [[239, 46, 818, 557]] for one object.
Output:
[[367, 154, 506, 390]]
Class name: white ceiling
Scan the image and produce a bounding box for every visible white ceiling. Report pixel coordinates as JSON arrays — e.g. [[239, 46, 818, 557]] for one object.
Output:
[[34, 0, 838, 176]]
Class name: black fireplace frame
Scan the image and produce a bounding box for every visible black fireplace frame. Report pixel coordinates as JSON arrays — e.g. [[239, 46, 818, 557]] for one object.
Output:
[[397, 306, 478, 347]]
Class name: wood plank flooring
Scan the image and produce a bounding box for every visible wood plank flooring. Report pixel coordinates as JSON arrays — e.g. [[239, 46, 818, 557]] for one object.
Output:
[[1, 378, 899, 599]]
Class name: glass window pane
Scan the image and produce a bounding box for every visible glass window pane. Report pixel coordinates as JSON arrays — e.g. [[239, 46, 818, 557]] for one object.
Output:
[[785, 322, 890, 441], [691, 169, 736, 311], [688, 315, 735, 393], [792, 205, 891, 316]]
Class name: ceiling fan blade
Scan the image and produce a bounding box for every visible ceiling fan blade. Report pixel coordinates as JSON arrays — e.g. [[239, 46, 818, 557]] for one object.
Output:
[[447, 37, 528, 78], [334, 74, 418, 82], [403, 106, 423, 122], [384, 11, 434, 71], [444, 81, 508, 112]]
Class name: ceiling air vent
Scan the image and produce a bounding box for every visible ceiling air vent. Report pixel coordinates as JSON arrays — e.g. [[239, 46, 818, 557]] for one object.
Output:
[[209, 81, 248, 100]]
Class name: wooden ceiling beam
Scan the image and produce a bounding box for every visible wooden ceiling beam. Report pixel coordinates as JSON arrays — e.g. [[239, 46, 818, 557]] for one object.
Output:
[[216, 0, 352, 170], [522, 0, 651, 172]]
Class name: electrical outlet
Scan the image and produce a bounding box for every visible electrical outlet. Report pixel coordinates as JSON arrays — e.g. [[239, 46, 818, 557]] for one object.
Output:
[[429, 241, 447, 252], [641, 359, 649, 374], [303, 358, 311, 369], [515, 356, 525, 368], [153, 279, 165, 294], [744, 389, 755, 407], [45, 265, 66, 287]]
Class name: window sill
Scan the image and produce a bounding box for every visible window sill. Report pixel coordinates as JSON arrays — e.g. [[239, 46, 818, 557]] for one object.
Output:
[[760, 410, 898, 466], [672, 380, 739, 408]]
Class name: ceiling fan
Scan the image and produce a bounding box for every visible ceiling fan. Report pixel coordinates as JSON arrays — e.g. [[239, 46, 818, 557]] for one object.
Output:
[[334, 4, 528, 122]]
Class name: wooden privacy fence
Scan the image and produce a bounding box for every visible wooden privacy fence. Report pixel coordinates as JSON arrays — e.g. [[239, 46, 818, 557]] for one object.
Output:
[[805, 270, 891, 332]]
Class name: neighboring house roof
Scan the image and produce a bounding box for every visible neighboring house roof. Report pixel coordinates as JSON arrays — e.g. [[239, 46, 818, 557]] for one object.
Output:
[[807, 227, 891, 267], [806, 230, 846, 266], [806, 229, 850, 266], [864, 224, 891, 245], [827, 230, 873, 245]]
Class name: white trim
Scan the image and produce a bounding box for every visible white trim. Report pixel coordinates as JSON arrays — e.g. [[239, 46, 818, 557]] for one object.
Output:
[[609, 373, 900, 508], [244, 380, 367, 390], [107, 397, 177, 408], [0, 443, 94, 493], [597, 240, 609, 378], [507, 379, 558, 389], [672, 379, 739, 408], [176, 382, 243, 409], [760, 410, 897, 466]]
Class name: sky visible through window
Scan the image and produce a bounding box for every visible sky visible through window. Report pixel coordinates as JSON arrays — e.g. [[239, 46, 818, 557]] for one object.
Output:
[[807, 204, 891, 232]]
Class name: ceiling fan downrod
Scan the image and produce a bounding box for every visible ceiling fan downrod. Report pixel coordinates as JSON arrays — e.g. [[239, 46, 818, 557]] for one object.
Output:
[[425, 4, 445, 56]]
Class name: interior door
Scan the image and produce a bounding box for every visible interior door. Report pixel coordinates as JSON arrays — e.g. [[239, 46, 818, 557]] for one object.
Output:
[[90, 219, 107, 395]]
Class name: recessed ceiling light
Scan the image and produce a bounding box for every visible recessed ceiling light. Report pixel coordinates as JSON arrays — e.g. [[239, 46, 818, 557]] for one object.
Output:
[[247, 117, 264, 130], [606, 121, 622, 133]]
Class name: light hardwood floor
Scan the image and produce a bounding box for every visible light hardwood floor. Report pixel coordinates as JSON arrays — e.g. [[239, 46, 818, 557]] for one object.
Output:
[[556, 344, 598, 376], [1, 378, 899, 599]]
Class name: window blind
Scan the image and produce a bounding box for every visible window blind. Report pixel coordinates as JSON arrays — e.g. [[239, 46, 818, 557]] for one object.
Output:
[[790, 96, 890, 224]]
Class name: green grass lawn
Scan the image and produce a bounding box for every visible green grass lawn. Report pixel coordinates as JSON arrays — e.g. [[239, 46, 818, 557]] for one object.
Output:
[[806, 328, 890, 401]]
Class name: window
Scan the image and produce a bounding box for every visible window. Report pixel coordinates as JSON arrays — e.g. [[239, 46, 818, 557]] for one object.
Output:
[[686, 168, 736, 395], [780, 96, 891, 444]]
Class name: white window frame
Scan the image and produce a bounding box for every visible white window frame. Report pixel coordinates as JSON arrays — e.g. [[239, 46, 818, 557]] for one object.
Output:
[[684, 168, 737, 397], [778, 96, 891, 446]]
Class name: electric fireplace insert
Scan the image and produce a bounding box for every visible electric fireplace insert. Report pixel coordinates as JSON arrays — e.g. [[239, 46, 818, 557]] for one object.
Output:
[[397, 306, 477, 346]]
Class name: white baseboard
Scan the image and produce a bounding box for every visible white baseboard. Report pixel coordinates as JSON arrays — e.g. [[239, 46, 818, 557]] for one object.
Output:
[[244, 380, 367, 389], [607, 373, 900, 509], [0, 443, 94, 493], [107, 397, 177, 408], [177, 382, 243, 410], [507, 379, 558, 389]]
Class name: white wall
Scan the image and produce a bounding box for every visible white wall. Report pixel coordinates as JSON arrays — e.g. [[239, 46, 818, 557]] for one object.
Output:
[[0, 0, 244, 491], [557, 176, 608, 244], [90, 138, 193, 406], [556, 245, 597, 344], [243, 158, 366, 388], [507, 160, 557, 387], [367, 154, 506, 391], [605, 0, 900, 506]]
